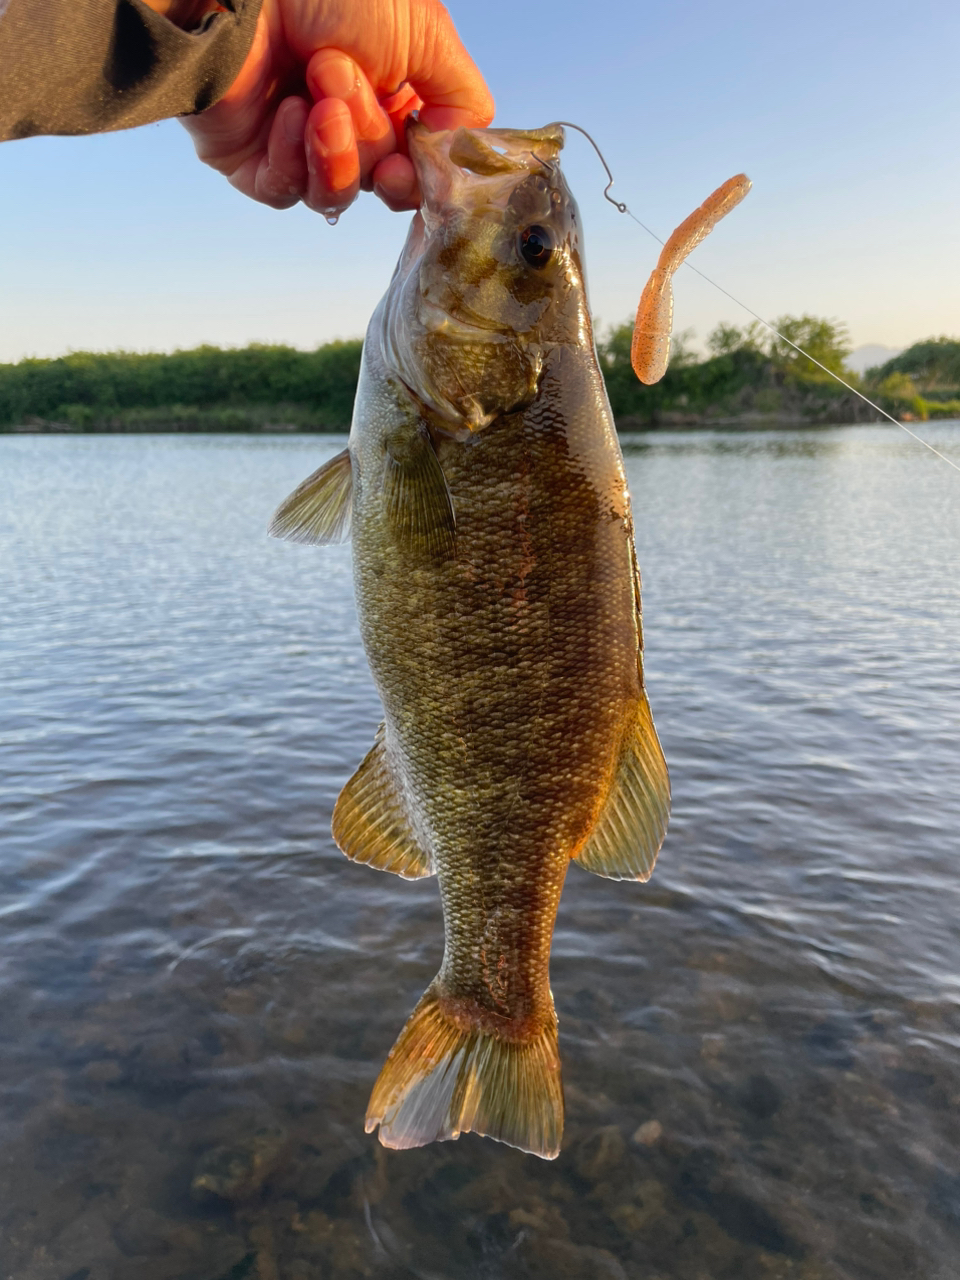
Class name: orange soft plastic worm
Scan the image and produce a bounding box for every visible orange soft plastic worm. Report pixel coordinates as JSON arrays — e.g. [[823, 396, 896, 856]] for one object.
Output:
[[631, 174, 752, 385]]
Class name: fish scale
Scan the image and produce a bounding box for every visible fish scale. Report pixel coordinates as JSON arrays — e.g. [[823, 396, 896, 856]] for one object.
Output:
[[270, 122, 670, 1157]]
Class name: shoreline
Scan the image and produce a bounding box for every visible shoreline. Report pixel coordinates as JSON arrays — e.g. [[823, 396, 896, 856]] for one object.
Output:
[[1, 413, 910, 436]]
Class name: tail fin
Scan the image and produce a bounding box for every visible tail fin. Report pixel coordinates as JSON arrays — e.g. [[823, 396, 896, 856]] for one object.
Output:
[[365, 988, 564, 1159]]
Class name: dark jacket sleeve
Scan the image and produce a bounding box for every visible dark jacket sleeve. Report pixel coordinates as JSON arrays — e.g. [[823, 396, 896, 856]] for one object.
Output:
[[0, 0, 262, 141]]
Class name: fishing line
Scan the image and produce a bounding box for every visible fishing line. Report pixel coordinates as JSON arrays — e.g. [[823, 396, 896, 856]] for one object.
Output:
[[555, 121, 960, 476]]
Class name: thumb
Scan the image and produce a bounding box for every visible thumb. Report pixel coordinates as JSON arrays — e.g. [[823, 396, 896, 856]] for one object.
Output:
[[405, 5, 494, 132]]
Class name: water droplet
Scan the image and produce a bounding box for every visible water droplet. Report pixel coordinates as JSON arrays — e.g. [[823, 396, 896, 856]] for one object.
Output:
[[324, 212, 340, 226]]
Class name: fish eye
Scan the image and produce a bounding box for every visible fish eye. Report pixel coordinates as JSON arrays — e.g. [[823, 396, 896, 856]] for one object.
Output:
[[518, 225, 554, 269]]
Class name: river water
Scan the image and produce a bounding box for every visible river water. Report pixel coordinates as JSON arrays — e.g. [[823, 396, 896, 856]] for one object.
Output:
[[1, 426, 958, 1280]]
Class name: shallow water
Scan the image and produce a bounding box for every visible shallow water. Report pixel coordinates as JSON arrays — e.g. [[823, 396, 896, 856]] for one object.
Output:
[[1, 426, 959, 1280]]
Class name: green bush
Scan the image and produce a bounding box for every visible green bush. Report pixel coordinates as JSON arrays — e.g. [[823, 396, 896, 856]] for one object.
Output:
[[868, 337, 960, 394], [0, 341, 363, 429], [596, 315, 851, 423], [7, 318, 938, 432], [921, 398, 960, 419]]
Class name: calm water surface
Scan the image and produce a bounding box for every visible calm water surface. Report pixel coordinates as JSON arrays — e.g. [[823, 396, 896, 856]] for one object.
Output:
[[1, 427, 958, 1280]]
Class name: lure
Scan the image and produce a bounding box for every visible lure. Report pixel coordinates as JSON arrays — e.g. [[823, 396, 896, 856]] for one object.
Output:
[[631, 174, 752, 385]]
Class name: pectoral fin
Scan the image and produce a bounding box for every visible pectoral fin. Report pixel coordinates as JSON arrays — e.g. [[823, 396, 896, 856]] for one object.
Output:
[[382, 427, 455, 557], [574, 694, 670, 881], [269, 448, 353, 544], [332, 726, 433, 880]]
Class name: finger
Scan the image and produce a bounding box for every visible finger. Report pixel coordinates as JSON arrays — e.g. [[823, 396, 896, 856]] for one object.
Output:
[[225, 151, 263, 202], [378, 83, 424, 154], [222, 99, 308, 211], [372, 152, 420, 212], [254, 96, 310, 208], [305, 97, 360, 217], [307, 50, 394, 191], [406, 6, 494, 132]]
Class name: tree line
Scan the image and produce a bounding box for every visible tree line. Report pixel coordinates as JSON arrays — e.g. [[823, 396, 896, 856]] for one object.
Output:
[[0, 341, 363, 432], [862, 337, 960, 421], [1, 324, 958, 432], [600, 320, 960, 424]]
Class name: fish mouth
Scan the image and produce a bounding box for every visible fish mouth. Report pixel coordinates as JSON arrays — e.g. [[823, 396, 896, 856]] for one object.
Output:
[[408, 121, 565, 217], [403, 120, 568, 348], [383, 123, 565, 434]]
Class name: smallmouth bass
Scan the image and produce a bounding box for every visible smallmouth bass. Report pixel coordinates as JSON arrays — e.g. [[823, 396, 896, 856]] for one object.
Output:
[[271, 122, 670, 1159]]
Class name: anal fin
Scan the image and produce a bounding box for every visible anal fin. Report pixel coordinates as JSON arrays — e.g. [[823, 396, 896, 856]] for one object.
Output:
[[332, 726, 433, 880], [574, 693, 670, 881], [269, 447, 353, 545]]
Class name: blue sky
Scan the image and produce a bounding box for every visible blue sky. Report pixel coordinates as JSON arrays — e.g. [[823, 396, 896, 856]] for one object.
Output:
[[0, 0, 957, 363]]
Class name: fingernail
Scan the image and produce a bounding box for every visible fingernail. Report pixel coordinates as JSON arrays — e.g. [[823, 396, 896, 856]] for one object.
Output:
[[316, 109, 352, 157], [317, 53, 359, 102]]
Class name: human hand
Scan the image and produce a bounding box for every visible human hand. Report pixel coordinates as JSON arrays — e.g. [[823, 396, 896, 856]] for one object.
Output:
[[177, 0, 493, 215]]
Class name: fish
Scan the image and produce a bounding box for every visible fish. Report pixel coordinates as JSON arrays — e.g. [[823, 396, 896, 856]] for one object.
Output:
[[269, 121, 671, 1160]]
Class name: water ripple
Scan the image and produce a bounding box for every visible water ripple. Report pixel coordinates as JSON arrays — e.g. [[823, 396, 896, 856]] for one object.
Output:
[[1, 427, 959, 1278]]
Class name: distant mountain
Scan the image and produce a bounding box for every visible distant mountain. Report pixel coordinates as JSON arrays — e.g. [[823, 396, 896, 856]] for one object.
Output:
[[847, 344, 904, 375]]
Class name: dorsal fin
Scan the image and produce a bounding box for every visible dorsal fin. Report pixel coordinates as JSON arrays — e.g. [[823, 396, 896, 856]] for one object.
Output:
[[574, 693, 670, 881], [332, 727, 434, 880], [268, 448, 353, 545]]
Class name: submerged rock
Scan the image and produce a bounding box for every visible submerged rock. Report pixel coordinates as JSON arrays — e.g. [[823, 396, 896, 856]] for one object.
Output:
[[573, 1125, 629, 1185], [113, 1206, 173, 1257], [516, 1236, 628, 1280], [632, 1119, 663, 1147], [191, 1126, 289, 1202]]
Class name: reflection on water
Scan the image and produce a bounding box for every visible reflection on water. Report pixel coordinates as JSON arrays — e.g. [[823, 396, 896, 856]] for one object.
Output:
[[1, 426, 959, 1280]]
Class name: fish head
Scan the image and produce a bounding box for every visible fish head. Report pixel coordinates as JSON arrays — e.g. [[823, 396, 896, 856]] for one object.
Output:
[[379, 123, 590, 436]]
